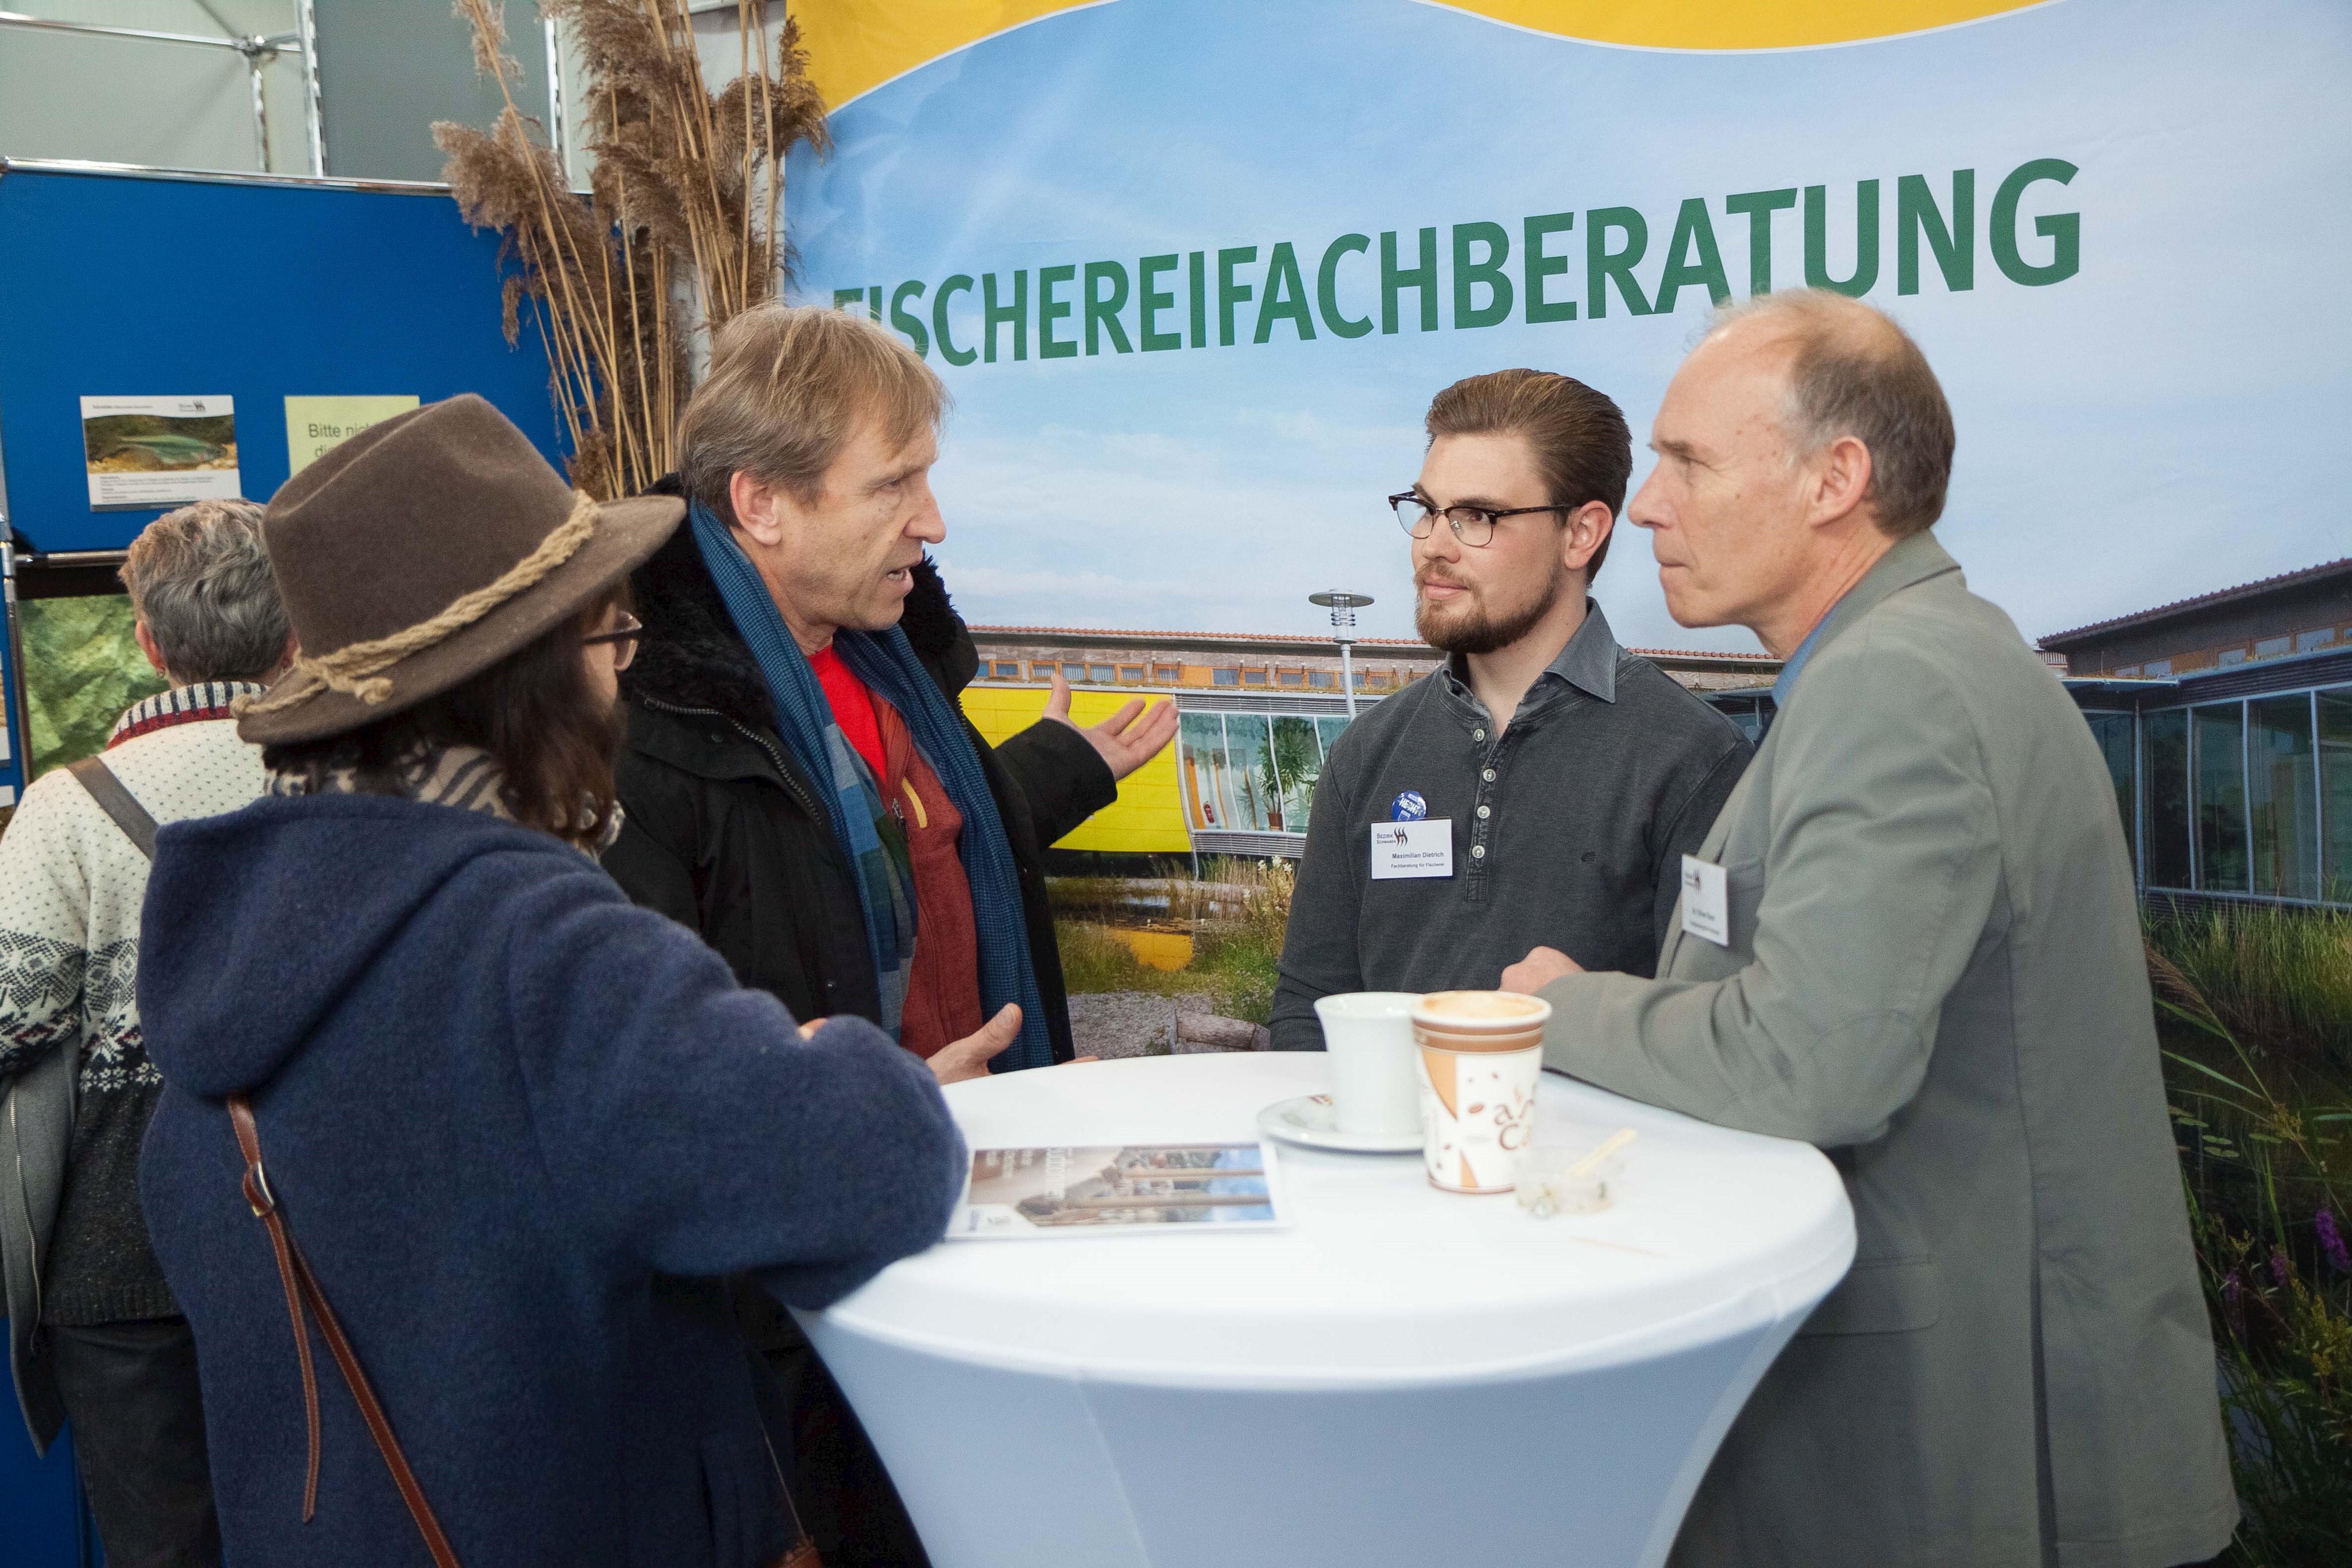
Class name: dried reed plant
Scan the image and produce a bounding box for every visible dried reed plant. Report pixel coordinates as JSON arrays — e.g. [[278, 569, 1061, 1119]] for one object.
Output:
[[434, 1, 828, 499]]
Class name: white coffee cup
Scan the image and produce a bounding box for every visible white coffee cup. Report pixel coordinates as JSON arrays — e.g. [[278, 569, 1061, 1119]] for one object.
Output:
[[1410, 990, 1552, 1194], [1313, 992, 1422, 1136]]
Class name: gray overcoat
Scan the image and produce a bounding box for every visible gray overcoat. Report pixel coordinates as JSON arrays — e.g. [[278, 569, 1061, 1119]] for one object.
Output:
[[1540, 532, 2236, 1568]]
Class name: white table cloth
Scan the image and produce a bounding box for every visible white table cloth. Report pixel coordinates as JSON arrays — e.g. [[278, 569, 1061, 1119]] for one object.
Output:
[[799, 1052, 1853, 1568]]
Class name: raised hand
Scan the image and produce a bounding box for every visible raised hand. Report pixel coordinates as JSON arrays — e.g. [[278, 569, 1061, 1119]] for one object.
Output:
[[1043, 667, 1179, 783]]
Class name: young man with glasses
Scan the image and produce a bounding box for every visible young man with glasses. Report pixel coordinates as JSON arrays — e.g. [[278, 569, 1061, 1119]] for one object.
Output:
[[1268, 369, 1752, 1049]]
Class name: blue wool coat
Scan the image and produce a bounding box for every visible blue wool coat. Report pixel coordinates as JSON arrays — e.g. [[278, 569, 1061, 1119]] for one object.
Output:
[[137, 794, 966, 1568]]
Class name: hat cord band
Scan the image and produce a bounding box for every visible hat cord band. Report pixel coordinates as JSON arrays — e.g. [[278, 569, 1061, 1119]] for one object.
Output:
[[237, 494, 601, 719]]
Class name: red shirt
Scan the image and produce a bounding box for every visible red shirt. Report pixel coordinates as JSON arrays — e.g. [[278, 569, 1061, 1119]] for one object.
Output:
[[810, 644, 982, 1058], [809, 645, 885, 781]]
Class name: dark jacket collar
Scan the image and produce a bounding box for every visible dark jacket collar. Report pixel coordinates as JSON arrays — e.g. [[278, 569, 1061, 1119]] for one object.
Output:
[[622, 474, 974, 727]]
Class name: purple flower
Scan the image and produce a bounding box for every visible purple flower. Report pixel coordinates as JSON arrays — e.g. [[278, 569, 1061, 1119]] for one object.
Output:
[[2223, 1268, 2244, 1308], [2318, 1208, 2351, 1275], [2269, 1246, 2293, 1289]]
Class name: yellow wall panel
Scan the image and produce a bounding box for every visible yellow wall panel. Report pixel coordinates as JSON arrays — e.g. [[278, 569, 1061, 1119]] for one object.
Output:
[[960, 686, 1193, 853]]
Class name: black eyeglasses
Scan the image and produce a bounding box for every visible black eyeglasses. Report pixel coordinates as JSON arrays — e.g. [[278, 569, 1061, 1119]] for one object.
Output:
[[582, 613, 643, 672], [1389, 492, 1566, 548]]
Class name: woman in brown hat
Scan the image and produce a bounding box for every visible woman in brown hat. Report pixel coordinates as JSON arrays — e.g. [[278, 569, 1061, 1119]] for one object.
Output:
[[134, 395, 964, 1568]]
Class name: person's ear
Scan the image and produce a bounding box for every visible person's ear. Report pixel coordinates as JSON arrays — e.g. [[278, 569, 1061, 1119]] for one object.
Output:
[[728, 470, 790, 549], [1809, 435, 1874, 531], [133, 619, 171, 679], [1561, 501, 1614, 574]]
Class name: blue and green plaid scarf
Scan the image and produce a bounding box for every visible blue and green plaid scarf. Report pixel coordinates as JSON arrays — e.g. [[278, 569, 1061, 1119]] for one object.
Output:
[[690, 501, 1053, 1070]]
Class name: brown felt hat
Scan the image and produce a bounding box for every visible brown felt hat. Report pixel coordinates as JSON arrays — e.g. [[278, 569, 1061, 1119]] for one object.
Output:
[[238, 394, 682, 745]]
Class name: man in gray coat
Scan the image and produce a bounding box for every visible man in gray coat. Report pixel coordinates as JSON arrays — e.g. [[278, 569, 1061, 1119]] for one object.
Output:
[[1502, 290, 2235, 1567]]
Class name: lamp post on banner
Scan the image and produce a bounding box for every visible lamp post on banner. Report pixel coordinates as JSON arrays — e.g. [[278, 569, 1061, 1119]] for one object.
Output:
[[1309, 591, 1374, 719]]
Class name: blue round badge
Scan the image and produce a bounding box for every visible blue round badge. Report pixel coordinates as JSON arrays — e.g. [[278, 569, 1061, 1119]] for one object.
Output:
[[1390, 790, 1428, 822]]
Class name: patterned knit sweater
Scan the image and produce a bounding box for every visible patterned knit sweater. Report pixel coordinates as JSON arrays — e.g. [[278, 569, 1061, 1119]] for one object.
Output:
[[0, 684, 266, 1323]]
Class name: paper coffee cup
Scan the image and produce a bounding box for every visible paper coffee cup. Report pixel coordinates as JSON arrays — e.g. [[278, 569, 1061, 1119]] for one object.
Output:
[[1411, 990, 1552, 1194], [1313, 992, 1421, 1136]]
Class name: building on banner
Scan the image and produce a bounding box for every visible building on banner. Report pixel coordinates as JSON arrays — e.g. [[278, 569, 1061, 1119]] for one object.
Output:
[[958, 624, 1777, 861], [2040, 559, 2352, 909]]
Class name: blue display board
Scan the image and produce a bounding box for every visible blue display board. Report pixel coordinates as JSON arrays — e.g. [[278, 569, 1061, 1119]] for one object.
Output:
[[0, 159, 560, 804], [0, 161, 559, 552]]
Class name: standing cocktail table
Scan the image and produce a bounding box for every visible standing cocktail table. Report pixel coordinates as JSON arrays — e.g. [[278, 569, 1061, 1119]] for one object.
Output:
[[798, 1052, 1852, 1568]]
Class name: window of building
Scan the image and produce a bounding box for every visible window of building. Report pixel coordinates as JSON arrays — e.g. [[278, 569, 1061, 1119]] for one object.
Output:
[[1270, 715, 1322, 830], [1223, 713, 1279, 830], [1307, 670, 1334, 688], [1155, 665, 1182, 682], [1061, 661, 1090, 682], [1177, 710, 1337, 836], [2144, 659, 2173, 677], [1179, 711, 1234, 830], [2113, 665, 2141, 678], [2086, 715, 2136, 871], [1212, 667, 1239, 687], [2299, 629, 2338, 654], [2144, 708, 2191, 889], [1277, 669, 1304, 687], [2254, 637, 2292, 660], [2249, 694, 2319, 900], [1088, 664, 1115, 683], [2219, 648, 2248, 667], [2320, 687, 2352, 903], [989, 660, 1022, 679], [1118, 665, 1145, 683], [2192, 703, 2249, 893], [1243, 669, 1269, 687]]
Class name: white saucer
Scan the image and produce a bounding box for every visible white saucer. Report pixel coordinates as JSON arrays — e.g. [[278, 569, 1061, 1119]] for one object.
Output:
[[1257, 1094, 1422, 1154]]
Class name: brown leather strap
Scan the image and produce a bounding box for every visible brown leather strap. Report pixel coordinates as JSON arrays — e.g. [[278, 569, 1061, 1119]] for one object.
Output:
[[228, 1096, 321, 1519], [228, 1094, 463, 1567], [68, 756, 159, 861]]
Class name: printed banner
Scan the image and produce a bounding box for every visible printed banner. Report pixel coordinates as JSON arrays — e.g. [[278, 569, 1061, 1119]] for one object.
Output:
[[785, 0, 2352, 654], [80, 394, 239, 511], [284, 394, 420, 475]]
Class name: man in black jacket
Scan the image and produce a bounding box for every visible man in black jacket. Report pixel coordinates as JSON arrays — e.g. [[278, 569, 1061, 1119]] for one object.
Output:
[[604, 304, 1173, 1566], [610, 516, 1149, 1064]]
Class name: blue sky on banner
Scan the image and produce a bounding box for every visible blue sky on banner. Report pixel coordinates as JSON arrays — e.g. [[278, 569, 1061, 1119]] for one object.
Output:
[[785, 0, 2352, 651]]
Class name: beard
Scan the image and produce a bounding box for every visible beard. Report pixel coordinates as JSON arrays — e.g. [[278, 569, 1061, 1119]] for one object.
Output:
[[1415, 564, 1569, 655]]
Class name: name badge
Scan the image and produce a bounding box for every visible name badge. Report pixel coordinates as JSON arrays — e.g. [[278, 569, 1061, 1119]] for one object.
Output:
[[1680, 854, 1730, 946], [1371, 819, 1453, 880]]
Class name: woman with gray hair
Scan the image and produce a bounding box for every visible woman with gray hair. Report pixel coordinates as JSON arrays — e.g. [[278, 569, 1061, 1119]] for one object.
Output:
[[0, 496, 291, 1568]]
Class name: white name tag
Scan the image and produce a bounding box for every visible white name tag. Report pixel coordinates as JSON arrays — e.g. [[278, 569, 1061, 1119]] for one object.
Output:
[[1371, 819, 1454, 880], [1680, 854, 1730, 946]]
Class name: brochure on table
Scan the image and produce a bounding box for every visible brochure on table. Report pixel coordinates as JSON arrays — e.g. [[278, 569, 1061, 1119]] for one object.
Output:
[[953, 1141, 1287, 1238]]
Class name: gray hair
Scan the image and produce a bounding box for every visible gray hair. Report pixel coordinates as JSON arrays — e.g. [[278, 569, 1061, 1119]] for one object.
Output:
[[1705, 290, 1955, 538], [119, 498, 291, 683]]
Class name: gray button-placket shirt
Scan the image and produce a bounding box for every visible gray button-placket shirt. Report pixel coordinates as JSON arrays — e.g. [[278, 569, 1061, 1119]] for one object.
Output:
[[1269, 602, 1754, 1050]]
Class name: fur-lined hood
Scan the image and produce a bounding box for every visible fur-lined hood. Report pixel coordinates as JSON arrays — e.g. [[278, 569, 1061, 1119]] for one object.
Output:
[[622, 475, 978, 726]]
